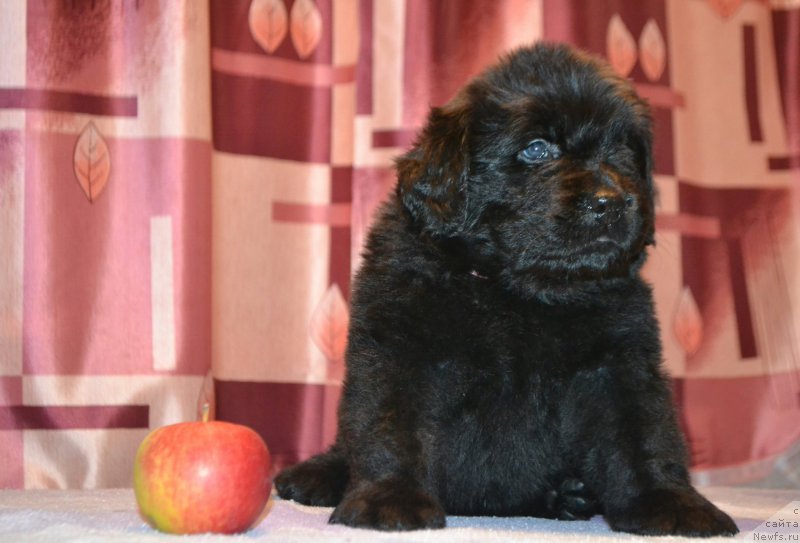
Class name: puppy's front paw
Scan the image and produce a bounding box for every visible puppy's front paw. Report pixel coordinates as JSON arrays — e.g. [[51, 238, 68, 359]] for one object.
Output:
[[605, 488, 738, 537], [330, 478, 446, 531]]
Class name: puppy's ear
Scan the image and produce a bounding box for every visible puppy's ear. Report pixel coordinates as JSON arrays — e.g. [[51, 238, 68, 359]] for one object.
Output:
[[395, 98, 471, 237]]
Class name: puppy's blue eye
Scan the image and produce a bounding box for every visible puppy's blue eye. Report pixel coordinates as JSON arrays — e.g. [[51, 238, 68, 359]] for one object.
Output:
[[518, 139, 560, 164]]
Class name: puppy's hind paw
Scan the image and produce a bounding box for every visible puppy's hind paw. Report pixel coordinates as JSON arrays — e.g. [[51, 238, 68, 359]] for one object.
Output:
[[274, 451, 349, 507], [330, 478, 446, 531], [605, 488, 739, 537], [545, 478, 599, 521]]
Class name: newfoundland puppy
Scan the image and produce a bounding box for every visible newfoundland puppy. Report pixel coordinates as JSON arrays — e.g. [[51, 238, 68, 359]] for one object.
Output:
[[275, 43, 738, 537]]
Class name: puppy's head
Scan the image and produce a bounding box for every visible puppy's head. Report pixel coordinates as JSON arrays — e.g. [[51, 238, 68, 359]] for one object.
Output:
[[396, 43, 656, 300]]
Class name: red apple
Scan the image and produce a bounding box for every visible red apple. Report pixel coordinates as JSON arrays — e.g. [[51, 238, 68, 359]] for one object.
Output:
[[133, 417, 271, 534]]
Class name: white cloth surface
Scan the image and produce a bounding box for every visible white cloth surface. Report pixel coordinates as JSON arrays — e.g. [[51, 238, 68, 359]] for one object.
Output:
[[0, 487, 794, 542]]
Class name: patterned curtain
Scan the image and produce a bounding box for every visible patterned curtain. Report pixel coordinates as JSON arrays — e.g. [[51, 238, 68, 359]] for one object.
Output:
[[0, 0, 798, 489]]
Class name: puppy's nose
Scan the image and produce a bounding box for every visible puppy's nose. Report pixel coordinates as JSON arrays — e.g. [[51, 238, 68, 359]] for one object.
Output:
[[590, 195, 611, 216], [587, 189, 631, 218]]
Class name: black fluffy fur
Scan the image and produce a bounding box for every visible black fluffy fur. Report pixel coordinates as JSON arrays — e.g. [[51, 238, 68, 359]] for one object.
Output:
[[275, 43, 739, 537]]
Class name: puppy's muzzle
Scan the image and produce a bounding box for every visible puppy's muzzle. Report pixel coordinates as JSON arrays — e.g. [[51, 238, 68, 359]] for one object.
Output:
[[576, 184, 638, 248]]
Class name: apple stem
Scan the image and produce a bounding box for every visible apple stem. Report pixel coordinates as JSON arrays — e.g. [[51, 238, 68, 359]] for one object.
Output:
[[201, 403, 210, 423]]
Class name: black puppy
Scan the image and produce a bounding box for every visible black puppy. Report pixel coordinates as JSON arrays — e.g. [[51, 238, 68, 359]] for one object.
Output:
[[276, 43, 738, 537]]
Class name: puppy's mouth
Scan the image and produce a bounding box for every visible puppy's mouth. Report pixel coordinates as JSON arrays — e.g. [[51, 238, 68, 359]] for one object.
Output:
[[576, 237, 625, 258], [594, 235, 618, 245], [554, 210, 638, 254], [561, 234, 630, 261], [582, 229, 632, 250], [566, 237, 630, 269], [508, 219, 641, 282]]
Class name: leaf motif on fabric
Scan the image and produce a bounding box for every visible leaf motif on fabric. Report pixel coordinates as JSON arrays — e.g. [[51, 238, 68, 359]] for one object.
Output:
[[290, 0, 322, 59], [707, 0, 744, 18], [249, 0, 288, 53], [673, 286, 704, 356], [606, 14, 637, 77], [309, 284, 349, 366], [639, 19, 666, 82], [73, 121, 110, 203]]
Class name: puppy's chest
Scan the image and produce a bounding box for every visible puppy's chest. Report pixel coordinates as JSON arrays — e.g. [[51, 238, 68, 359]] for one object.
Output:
[[427, 296, 610, 429], [442, 291, 609, 376]]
